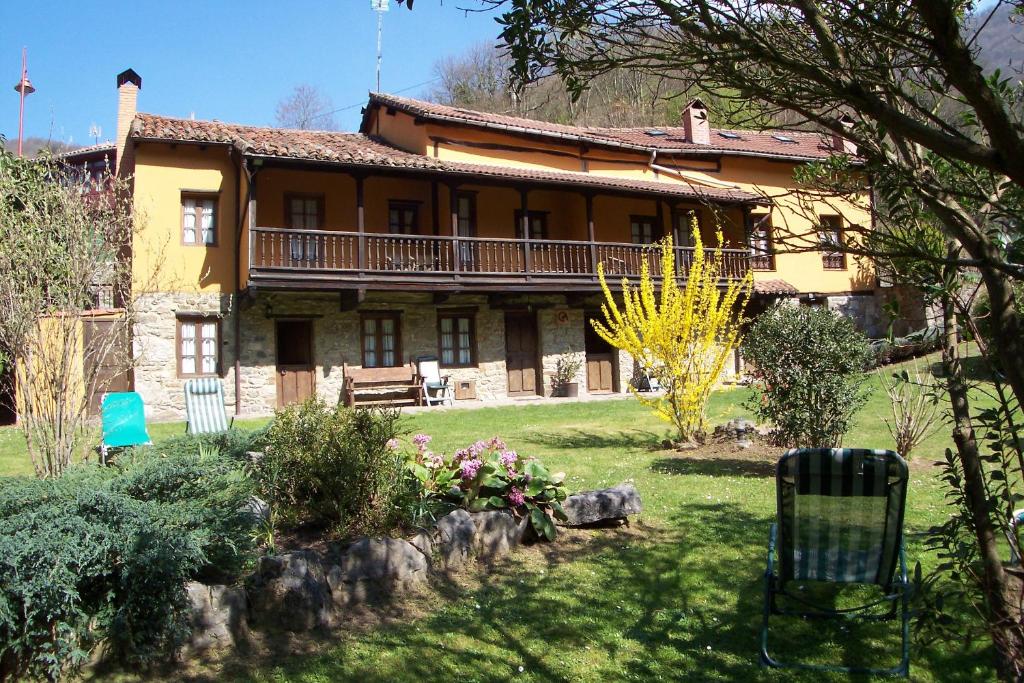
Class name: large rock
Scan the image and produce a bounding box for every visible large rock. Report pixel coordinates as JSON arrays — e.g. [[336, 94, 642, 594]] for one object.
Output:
[[472, 510, 528, 561], [185, 581, 248, 652], [327, 537, 428, 605], [246, 551, 333, 631], [435, 509, 476, 570], [559, 484, 642, 526]]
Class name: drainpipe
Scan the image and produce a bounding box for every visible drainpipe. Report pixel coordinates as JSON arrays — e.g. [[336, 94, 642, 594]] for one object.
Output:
[[232, 150, 246, 417]]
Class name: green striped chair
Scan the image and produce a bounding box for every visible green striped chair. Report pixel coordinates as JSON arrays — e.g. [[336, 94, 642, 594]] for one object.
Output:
[[183, 378, 233, 435], [761, 448, 910, 677]]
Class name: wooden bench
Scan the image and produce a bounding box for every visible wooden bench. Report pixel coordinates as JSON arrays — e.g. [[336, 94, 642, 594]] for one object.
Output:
[[342, 362, 421, 408]]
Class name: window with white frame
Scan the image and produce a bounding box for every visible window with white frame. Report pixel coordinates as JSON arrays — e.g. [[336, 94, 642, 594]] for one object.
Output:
[[438, 313, 475, 366]]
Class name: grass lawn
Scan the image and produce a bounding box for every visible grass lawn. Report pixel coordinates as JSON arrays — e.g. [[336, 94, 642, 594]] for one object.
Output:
[[3, 354, 997, 681]]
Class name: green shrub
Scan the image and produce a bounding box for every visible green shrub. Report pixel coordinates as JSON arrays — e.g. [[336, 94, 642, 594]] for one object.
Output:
[[0, 444, 255, 680], [742, 304, 874, 448], [253, 399, 409, 537]]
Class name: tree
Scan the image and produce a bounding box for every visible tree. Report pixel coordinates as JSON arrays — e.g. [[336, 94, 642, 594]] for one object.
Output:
[[0, 149, 147, 477], [274, 84, 338, 130], [461, 0, 1024, 674], [593, 224, 751, 443]]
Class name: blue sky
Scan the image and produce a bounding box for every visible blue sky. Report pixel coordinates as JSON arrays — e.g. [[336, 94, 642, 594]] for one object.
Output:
[[1, 0, 501, 145]]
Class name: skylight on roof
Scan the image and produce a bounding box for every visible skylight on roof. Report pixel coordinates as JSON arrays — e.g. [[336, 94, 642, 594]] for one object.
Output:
[[772, 133, 798, 143], [718, 131, 742, 140], [645, 129, 668, 136]]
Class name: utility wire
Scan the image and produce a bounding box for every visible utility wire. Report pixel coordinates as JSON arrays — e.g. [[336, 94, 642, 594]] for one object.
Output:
[[319, 76, 443, 117]]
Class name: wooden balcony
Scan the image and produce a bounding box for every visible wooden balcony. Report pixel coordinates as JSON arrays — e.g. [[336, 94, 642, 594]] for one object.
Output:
[[248, 228, 751, 292]]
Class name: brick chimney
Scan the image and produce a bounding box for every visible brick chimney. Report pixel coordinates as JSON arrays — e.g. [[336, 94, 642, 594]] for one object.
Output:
[[682, 98, 710, 145], [831, 113, 857, 154], [115, 68, 142, 179]]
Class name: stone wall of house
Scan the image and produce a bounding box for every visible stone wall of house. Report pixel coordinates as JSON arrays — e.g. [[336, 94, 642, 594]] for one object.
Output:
[[825, 285, 936, 339], [538, 307, 587, 395], [133, 292, 238, 421]]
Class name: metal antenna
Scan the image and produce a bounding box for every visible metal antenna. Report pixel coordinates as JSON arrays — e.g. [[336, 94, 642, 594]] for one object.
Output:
[[372, 0, 389, 93]]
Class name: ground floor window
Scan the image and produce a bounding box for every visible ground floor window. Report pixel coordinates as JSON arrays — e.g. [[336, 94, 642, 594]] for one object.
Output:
[[361, 312, 401, 367], [177, 315, 219, 377], [438, 312, 475, 367]]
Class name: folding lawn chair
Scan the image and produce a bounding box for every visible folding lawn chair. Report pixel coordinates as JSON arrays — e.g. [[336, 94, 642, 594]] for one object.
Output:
[[761, 448, 911, 677], [100, 392, 152, 462], [183, 378, 233, 435], [417, 355, 454, 407]]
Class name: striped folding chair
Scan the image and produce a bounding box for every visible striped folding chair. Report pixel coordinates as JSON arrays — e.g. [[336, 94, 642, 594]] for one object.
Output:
[[183, 378, 233, 435], [761, 448, 910, 677]]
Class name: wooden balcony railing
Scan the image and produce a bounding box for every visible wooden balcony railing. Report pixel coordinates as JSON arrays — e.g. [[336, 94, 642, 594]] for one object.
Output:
[[248, 227, 751, 287]]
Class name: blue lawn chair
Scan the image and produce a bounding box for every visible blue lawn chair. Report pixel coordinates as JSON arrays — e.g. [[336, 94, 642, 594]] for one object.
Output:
[[183, 378, 233, 435], [761, 448, 911, 677], [100, 392, 152, 461]]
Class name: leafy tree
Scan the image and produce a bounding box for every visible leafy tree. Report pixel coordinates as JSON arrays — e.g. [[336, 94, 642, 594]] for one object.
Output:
[[593, 224, 751, 443], [742, 304, 874, 448]]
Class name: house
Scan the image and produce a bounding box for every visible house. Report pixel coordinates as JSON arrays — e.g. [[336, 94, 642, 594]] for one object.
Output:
[[71, 69, 920, 420]]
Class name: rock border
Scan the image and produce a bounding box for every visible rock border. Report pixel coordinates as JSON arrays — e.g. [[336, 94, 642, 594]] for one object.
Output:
[[186, 484, 641, 651]]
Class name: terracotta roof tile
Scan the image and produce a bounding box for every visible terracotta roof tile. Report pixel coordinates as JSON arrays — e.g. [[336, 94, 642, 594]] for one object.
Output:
[[753, 278, 799, 295], [367, 93, 841, 162], [132, 113, 764, 205]]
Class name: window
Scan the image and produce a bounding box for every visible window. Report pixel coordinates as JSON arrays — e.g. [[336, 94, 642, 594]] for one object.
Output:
[[389, 201, 419, 235], [438, 312, 475, 367], [673, 209, 701, 247], [631, 216, 658, 245], [361, 312, 401, 368], [286, 194, 323, 261], [513, 210, 548, 240], [818, 215, 846, 270], [177, 316, 220, 377], [182, 194, 217, 246], [455, 192, 476, 237], [749, 214, 775, 270]]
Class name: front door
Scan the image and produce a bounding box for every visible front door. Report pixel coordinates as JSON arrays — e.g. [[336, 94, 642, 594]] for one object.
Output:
[[585, 315, 616, 393], [83, 318, 133, 417], [504, 312, 539, 396], [276, 320, 315, 408]]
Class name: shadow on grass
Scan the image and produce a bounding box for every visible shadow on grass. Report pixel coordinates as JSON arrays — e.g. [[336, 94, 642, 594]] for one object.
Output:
[[529, 428, 660, 451], [651, 456, 776, 479], [142, 499, 992, 683], [929, 353, 993, 383]]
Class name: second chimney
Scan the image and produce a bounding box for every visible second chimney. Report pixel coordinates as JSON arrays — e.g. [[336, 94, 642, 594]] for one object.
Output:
[[115, 68, 142, 179], [831, 114, 857, 155], [682, 99, 710, 145]]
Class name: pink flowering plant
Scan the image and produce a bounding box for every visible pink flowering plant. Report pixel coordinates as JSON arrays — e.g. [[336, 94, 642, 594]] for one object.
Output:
[[404, 434, 569, 540]]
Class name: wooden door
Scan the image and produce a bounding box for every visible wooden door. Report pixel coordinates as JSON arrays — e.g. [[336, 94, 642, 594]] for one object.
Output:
[[585, 313, 616, 393], [83, 319, 132, 417], [276, 320, 315, 408], [504, 312, 539, 396]]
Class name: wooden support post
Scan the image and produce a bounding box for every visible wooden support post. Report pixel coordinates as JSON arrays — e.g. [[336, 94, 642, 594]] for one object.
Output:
[[247, 167, 258, 273], [356, 175, 366, 271], [586, 193, 597, 280], [449, 184, 460, 275], [520, 188, 532, 277]]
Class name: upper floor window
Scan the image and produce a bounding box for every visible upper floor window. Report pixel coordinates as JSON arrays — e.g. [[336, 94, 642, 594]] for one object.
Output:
[[631, 216, 658, 245], [389, 201, 419, 235], [177, 315, 220, 377], [182, 193, 217, 246], [818, 215, 846, 270], [749, 213, 775, 270], [455, 192, 476, 237], [514, 210, 548, 240], [287, 194, 323, 261], [673, 209, 701, 247]]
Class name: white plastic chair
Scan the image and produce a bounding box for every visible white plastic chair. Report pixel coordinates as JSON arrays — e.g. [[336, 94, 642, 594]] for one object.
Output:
[[417, 356, 453, 406]]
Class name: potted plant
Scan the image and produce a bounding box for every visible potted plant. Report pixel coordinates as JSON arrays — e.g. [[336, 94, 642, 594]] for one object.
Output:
[[552, 354, 583, 397]]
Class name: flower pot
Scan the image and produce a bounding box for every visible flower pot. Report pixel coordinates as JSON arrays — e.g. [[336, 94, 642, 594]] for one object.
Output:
[[564, 382, 579, 398]]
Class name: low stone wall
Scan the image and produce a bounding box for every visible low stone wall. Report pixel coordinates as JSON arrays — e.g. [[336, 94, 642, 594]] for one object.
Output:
[[185, 485, 642, 652]]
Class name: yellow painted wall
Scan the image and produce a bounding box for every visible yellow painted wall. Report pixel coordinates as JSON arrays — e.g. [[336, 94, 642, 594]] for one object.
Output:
[[132, 143, 239, 293]]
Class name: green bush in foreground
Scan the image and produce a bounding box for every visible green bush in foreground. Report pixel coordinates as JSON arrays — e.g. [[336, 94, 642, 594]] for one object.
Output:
[[0, 441, 256, 681], [742, 304, 874, 448], [252, 399, 410, 537]]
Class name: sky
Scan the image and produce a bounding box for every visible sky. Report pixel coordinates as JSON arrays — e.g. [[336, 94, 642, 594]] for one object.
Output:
[[1, 0, 502, 146]]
